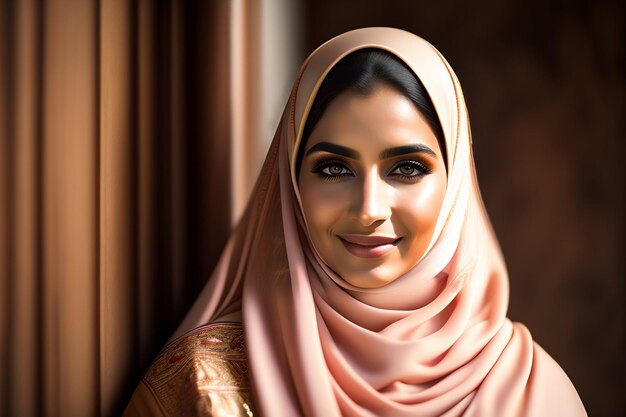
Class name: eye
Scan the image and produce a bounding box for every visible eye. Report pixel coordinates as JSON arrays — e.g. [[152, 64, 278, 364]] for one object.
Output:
[[324, 164, 351, 176], [389, 161, 432, 181], [312, 160, 354, 179]]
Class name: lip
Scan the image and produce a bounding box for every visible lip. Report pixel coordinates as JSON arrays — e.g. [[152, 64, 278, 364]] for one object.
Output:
[[338, 234, 402, 258]]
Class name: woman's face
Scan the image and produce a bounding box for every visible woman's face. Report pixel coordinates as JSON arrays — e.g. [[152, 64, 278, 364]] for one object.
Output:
[[298, 85, 447, 288]]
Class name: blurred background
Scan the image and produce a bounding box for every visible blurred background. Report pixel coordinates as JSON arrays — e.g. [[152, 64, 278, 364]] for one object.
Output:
[[0, 0, 623, 416]]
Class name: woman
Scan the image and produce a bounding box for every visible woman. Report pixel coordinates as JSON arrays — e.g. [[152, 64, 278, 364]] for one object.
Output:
[[123, 27, 587, 417]]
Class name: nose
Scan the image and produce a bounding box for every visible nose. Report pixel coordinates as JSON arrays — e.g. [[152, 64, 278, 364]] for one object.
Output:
[[353, 169, 392, 227]]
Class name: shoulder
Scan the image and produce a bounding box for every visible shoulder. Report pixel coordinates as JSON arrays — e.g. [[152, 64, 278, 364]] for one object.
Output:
[[145, 322, 249, 391], [123, 322, 255, 417], [512, 321, 588, 417]]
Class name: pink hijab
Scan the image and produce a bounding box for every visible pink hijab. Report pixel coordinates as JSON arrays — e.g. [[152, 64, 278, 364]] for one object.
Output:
[[173, 27, 587, 417]]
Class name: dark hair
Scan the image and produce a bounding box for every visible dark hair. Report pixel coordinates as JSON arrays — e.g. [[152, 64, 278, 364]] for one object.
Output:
[[296, 48, 447, 179]]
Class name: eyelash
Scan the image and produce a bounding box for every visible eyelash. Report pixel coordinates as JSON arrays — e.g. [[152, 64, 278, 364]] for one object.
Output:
[[313, 160, 354, 181], [312, 159, 432, 182], [393, 161, 432, 180]]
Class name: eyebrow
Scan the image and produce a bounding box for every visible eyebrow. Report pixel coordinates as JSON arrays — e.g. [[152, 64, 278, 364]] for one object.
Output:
[[304, 141, 437, 160], [305, 142, 359, 159], [380, 144, 437, 160]]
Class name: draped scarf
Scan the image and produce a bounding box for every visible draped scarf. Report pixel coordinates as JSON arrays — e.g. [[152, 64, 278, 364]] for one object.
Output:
[[172, 27, 586, 417]]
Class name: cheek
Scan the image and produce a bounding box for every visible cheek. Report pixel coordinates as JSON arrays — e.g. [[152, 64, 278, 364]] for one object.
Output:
[[397, 176, 446, 241], [299, 183, 347, 237]]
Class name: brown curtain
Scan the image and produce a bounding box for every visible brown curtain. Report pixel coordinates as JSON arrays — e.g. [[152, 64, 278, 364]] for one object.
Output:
[[0, 0, 264, 416]]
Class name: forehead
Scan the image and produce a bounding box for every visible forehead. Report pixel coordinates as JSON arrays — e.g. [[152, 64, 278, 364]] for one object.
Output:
[[303, 87, 441, 155]]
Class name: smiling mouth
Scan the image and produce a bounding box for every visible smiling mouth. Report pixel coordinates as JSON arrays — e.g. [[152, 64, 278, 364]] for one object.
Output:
[[338, 236, 402, 259]]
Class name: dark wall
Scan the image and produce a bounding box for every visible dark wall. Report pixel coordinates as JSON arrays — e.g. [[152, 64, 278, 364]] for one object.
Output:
[[302, 1, 624, 416]]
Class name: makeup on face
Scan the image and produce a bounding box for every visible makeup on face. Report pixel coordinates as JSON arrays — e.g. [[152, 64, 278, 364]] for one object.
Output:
[[298, 86, 447, 289]]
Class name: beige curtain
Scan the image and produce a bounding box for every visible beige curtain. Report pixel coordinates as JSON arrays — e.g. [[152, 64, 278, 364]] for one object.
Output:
[[0, 0, 290, 415]]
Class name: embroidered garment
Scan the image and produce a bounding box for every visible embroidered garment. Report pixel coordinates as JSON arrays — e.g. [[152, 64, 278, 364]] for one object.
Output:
[[123, 323, 255, 417]]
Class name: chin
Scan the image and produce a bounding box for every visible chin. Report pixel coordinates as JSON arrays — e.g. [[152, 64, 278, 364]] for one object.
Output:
[[342, 270, 399, 289]]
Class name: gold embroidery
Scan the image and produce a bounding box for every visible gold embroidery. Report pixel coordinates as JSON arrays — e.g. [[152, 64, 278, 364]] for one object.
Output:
[[143, 323, 255, 417], [242, 402, 254, 417]]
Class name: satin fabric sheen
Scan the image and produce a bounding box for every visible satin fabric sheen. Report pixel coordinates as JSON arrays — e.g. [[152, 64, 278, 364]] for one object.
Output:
[[171, 27, 587, 417]]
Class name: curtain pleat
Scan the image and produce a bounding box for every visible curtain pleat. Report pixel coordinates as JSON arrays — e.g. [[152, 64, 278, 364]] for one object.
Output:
[[99, 0, 135, 415], [135, 0, 156, 380], [0, 0, 281, 415], [230, 0, 261, 224], [7, 0, 42, 415], [167, 0, 186, 321], [42, 1, 100, 415], [0, 0, 8, 412]]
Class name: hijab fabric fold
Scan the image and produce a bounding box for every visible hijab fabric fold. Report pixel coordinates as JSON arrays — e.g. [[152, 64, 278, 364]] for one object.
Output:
[[173, 27, 586, 417]]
